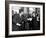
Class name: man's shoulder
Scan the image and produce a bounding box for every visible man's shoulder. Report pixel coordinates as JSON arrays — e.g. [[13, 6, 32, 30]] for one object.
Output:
[[14, 14, 20, 17]]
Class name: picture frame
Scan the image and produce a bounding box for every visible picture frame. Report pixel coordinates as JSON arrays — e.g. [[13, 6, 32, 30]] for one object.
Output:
[[5, 1, 45, 37]]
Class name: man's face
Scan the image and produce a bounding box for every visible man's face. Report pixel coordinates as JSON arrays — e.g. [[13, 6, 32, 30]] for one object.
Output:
[[19, 12, 24, 17], [32, 13, 36, 17]]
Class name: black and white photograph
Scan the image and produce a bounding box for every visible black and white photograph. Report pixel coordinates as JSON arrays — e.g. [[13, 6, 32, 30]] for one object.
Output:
[[5, 1, 45, 37], [12, 7, 40, 31]]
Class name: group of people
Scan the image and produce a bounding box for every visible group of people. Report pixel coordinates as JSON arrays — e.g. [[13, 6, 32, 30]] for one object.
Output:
[[12, 8, 40, 31]]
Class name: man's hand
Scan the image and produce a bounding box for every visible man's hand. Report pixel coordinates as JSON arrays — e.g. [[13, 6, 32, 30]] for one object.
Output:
[[16, 23, 21, 26], [27, 18, 32, 21]]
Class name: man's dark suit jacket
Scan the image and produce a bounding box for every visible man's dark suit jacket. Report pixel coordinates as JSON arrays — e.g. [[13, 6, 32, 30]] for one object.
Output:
[[12, 14, 22, 31]]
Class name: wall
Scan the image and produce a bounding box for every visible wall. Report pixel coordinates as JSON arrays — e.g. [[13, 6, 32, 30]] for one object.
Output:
[[0, 0, 46, 38]]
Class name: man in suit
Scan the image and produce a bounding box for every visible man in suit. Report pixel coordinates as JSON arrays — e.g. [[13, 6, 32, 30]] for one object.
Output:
[[12, 7, 25, 31], [12, 9, 23, 31]]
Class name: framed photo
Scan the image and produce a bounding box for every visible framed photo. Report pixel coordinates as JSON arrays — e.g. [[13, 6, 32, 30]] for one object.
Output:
[[5, 1, 45, 37]]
